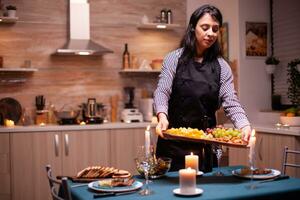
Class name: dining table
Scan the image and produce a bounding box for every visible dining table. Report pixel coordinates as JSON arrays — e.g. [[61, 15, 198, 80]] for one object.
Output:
[[67, 166, 300, 200]]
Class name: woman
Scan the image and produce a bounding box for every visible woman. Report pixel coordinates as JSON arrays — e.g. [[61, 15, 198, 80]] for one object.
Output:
[[154, 4, 251, 172]]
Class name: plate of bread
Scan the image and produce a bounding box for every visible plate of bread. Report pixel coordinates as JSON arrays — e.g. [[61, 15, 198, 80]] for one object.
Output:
[[60, 166, 133, 183], [164, 127, 247, 147], [88, 179, 143, 192]]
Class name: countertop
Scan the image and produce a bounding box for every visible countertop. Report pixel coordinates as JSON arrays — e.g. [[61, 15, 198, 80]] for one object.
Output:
[[224, 123, 300, 137], [0, 122, 156, 133], [1, 122, 299, 137]]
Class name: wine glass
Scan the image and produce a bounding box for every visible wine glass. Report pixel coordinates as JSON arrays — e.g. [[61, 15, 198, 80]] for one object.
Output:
[[212, 145, 224, 176], [135, 145, 154, 195], [247, 151, 257, 189]]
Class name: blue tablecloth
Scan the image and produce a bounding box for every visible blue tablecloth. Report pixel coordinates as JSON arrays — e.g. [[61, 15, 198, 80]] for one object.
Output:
[[68, 166, 300, 200]]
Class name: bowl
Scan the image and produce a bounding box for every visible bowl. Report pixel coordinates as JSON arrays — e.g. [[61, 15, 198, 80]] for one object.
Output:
[[150, 59, 163, 70], [280, 116, 300, 126], [54, 110, 80, 120], [135, 157, 172, 179]]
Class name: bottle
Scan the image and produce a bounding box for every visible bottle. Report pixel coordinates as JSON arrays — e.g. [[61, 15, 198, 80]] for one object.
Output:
[[160, 9, 167, 23], [167, 9, 172, 24], [122, 43, 130, 69], [21, 108, 32, 126], [47, 103, 57, 124]]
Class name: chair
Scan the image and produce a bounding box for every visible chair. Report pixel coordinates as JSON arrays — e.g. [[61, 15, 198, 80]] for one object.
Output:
[[282, 146, 300, 176], [46, 165, 72, 200]]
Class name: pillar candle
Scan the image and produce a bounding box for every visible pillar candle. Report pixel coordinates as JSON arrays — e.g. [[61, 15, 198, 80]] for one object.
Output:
[[179, 167, 196, 194], [185, 152, 199, 173], [145, 125, 151, 157]]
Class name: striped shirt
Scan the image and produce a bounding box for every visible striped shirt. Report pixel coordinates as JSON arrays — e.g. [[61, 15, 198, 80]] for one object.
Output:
[[153, 48, 250, 129]]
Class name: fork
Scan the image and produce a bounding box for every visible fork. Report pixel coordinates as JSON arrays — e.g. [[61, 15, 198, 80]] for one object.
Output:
[[256, 175, 289, 184], [71, 183, 90, 188]]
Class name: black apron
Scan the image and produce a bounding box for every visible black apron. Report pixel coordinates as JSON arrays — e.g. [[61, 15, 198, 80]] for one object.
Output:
[[156, 59, 221, 172]]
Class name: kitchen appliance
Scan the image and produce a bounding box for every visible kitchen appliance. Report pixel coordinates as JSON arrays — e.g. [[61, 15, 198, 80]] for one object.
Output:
[[53, 0, 113, 56], [54, 110, 80, 125], [121, 87, 143, 123], [82, 98, 104, 124], [139, 98, 153, 122]]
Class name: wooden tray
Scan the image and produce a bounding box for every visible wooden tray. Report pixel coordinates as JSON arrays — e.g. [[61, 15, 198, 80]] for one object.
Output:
[[163, 132, 248, 148]]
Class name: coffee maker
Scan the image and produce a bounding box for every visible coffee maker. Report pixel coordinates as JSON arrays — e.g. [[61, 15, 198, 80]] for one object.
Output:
[[121, 87, 143, 123], [82, 98, 104, 124]]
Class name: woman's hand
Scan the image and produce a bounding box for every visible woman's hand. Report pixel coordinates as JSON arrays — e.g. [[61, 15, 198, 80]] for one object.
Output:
[[241, 125, 251, 142], [155, 113, 169, 138]]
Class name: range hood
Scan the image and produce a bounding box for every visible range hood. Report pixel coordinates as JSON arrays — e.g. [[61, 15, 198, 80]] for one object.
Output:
[[53, 0, 113, 56]]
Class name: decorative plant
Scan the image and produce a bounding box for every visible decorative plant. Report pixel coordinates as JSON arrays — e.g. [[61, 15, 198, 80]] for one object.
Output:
[[287, 58, 300, 106], [6, 5, 16, 10], [265, 56, 280, 65]]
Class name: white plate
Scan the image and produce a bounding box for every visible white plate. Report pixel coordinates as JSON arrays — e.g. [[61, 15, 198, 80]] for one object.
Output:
[[197, 171, 204, 176], [88, 180, 143, 193], [232, 168, 281, 179], [173, 188, 203, 196]]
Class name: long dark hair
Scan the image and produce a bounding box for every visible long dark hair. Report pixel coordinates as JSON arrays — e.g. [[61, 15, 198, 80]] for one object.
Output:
[[179, 4, 223, 65]]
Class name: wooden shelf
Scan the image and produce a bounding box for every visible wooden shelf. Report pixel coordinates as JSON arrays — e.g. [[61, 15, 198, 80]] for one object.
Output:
[[0, 68, 38, 72], [0, 68, 37, 84], [119, 69, 161, 74], [0, 16, 19, 23], [137, 23, 181, 30]]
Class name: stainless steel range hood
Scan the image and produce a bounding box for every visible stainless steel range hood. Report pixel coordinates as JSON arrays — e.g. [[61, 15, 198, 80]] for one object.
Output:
[[53, 0, 113, 56]]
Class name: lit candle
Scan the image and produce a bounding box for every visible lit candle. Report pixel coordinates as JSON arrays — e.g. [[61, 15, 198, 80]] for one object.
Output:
[[248, 129, 256, 164], [145, 125, 151, 157], [185, 152, 199, 173], [4, 119, 15, 127], [179, 167, 196, 194]]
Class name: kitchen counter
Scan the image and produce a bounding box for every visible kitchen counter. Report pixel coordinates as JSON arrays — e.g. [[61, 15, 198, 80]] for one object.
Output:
[[0, 122, 156, 133], [251, 123, 300, 136], [224, 123, 300, 137], [1, 122, 299, 136]]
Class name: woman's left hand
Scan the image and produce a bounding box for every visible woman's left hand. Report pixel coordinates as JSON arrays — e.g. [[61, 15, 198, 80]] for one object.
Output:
[[241, 125, 251, 142]]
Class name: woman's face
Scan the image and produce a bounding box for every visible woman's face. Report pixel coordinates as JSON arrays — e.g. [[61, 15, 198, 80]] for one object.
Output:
[[194, 13, 220, 55]]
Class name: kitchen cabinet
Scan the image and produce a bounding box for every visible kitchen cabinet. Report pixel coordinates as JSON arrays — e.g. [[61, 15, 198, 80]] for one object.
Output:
[[10, 130, 110, 200], [0, 134, 10, 200], [0, 124, 157, 200], [229, 131, 300, 178], [110, 128, 145, 174], [61, 130, 110, 176], [11, 131, 61, 200]]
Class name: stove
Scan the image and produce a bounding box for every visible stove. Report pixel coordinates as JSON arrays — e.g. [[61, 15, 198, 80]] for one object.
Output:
[[58, 118, 79, 125], [84, 117, 103, 124]]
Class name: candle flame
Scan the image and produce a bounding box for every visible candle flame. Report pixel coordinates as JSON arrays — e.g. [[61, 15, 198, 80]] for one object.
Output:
[[251, 129, 256, 137], [146, 125, 151, 131]]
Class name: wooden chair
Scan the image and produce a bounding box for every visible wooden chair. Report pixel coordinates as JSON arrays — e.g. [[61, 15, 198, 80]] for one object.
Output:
[[282, 146, 300, 176], [46, 165, 72, 200]]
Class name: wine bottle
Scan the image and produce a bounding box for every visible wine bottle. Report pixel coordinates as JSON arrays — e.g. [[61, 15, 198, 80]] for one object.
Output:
[[122, 43, 130, 69]]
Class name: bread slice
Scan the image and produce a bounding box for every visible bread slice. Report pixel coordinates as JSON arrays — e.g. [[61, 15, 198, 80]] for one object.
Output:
[[76, 166, 132, 179], [76, 167, 90, 178]]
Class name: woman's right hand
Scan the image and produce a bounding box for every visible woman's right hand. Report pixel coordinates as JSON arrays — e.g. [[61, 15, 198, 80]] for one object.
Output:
[[155, 112, 169, 138]]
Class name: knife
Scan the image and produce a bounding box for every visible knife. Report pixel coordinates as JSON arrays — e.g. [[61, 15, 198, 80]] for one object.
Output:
[[257, 175, 289, 184], [93, 190, 137, 198]]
